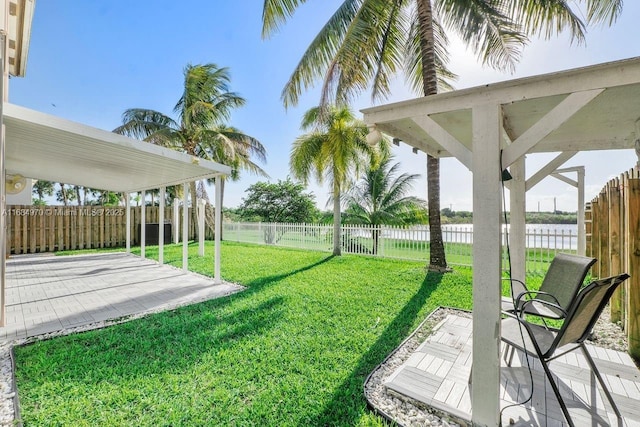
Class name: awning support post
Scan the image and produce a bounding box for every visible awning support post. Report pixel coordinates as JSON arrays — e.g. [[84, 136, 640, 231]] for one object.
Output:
[[182, 182, 188, 272], [173, 199, 179, 244], [125, 193, 131, 253], [140, 190, 146, 259], [198, 198, 205, 256], [214, 176, 222, 283], [159, 186, 165, 264]]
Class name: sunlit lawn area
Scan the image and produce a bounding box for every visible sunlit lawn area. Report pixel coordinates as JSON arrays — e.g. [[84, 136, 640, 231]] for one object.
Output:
[[15, 242, 482, 425]]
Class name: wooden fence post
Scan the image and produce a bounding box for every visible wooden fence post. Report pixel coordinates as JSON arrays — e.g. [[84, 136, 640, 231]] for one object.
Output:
[[608, 179, 623, 322], [625, 177, 640, 359], [597, 191, 610, 278], [590, 199, 600, 277]]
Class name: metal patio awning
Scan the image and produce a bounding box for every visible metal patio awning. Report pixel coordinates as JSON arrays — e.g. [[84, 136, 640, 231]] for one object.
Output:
[[4, 102, 232, 192]]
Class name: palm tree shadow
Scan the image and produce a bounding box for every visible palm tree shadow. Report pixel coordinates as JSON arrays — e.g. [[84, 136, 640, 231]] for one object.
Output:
[[311, 271, 445, 425], [240, 254, 335, 293]]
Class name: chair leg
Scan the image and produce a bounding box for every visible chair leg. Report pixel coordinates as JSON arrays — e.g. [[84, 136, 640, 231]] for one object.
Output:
[[580, 344, 622, 420], [538, 357, 575, 427]]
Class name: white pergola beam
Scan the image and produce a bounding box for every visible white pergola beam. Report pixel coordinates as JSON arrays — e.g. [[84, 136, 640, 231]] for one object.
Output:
[[550, 172, 577, 187], [411, 115, 472, 169], [125, 193, 131, 253], [503, 90, 602, 168], [471, 103, 503, 426], [362, 58, 640, 124], [375, 122, 440, 157], [526, 151, 578, 191]]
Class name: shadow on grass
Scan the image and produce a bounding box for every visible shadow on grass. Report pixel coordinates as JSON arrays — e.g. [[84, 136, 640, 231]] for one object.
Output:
[[14, 255, 336, 385], [238, 254, 335, 291], [310, 271, 445, 426]]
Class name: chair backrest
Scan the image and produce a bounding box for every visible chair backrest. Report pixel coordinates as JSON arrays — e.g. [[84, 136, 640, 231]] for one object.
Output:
[[550, 273, 630, 354], [537, 253, 597, 310]]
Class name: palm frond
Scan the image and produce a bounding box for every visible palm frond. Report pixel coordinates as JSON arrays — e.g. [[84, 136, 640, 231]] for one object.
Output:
[[507, 0, 586, 44], [436, 0, 527, 72], [290, 132, 327, 185], [280, 0, 363, 107], [262, 0, 310, 38], [113, 109, 178, 141]]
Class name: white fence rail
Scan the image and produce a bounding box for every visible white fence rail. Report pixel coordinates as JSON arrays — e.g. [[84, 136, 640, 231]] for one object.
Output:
[[223, 222, 578, 273]]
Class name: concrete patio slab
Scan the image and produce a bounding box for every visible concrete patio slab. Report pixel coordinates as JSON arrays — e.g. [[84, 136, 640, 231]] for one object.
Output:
[[1, 252, 243, 341]]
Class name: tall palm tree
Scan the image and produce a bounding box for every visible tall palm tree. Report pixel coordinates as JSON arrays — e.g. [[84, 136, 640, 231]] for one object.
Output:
[[262, 0, 622, 272], [291, 105, 381, 255], [344, 153, 427, 254], [114, 63, 267, 236]]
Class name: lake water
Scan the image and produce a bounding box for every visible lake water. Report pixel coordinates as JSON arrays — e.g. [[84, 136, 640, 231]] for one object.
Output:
[[382, 223, 579, 250]]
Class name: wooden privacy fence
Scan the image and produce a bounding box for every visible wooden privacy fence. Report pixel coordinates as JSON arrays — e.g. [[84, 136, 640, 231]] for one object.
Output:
[[6, 205, 216, 254], [586, 165, 640, 359]]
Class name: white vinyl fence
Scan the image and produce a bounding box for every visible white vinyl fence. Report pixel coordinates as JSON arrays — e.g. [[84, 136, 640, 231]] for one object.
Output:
[[223, 222, 578, 273]]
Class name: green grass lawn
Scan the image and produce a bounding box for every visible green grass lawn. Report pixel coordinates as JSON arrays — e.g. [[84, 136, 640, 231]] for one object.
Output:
[[15, 242, 477, 426]]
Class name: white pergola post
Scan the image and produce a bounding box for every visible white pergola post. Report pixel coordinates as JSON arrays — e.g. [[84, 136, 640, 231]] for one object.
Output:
[[471, 103, 503, 427], [173, 199, 180, 244], [214, 176, 222, 283], [182, 182, 189, 272], [140, 190, 146, 259], [577, 167, 585, 255], [125, 193, 131, 253], [159, 186, 165, 264], [509, 157, 527, 284], [198, 198, 205, 256], [550, 166, 586, 255]]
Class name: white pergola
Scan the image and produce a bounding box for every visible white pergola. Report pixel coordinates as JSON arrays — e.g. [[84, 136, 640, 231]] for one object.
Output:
[[362, 57, 640, 426]]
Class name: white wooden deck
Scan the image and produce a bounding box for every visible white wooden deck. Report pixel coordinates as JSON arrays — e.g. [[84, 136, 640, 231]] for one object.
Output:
[[384, 314, 640, 426]]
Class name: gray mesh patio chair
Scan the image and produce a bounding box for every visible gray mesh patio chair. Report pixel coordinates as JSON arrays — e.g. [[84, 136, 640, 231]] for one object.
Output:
[[501, 273, 630, 427], [502, 253, 596, 321]]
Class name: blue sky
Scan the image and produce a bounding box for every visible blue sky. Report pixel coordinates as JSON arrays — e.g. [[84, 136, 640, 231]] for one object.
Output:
[[9, 1, 640, 212]]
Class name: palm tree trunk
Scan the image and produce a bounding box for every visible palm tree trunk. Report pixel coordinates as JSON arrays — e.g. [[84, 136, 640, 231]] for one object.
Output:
[[417, 0, 448, 272], [59, 184, 68, 206], [332, 181, 341, 256]]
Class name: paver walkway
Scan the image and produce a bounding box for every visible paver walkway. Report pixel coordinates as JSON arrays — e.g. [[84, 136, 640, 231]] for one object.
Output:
[[384, 314, 640, 426], [1, 252, 242, 341]]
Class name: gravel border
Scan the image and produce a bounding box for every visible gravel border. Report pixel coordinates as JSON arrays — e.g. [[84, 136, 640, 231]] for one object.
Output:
[[363, 306, 631, 427], [0, 301, 630, 426]]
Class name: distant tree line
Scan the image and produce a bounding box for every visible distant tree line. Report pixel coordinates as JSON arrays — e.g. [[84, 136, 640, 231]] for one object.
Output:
[[441, 208, 577, 224], [31, 180, 197, 207]]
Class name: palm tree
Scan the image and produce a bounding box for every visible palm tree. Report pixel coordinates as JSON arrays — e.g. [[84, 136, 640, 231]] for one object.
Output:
[[343, 153, 427, 254], [290, 105, 382, 255], [262, 0, 622, 272], [114, 63, 267, 236]]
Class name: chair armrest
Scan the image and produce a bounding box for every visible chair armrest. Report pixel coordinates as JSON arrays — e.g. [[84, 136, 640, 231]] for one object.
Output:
[[518, 296, 568, 320], [503, 277, 529, 300]]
